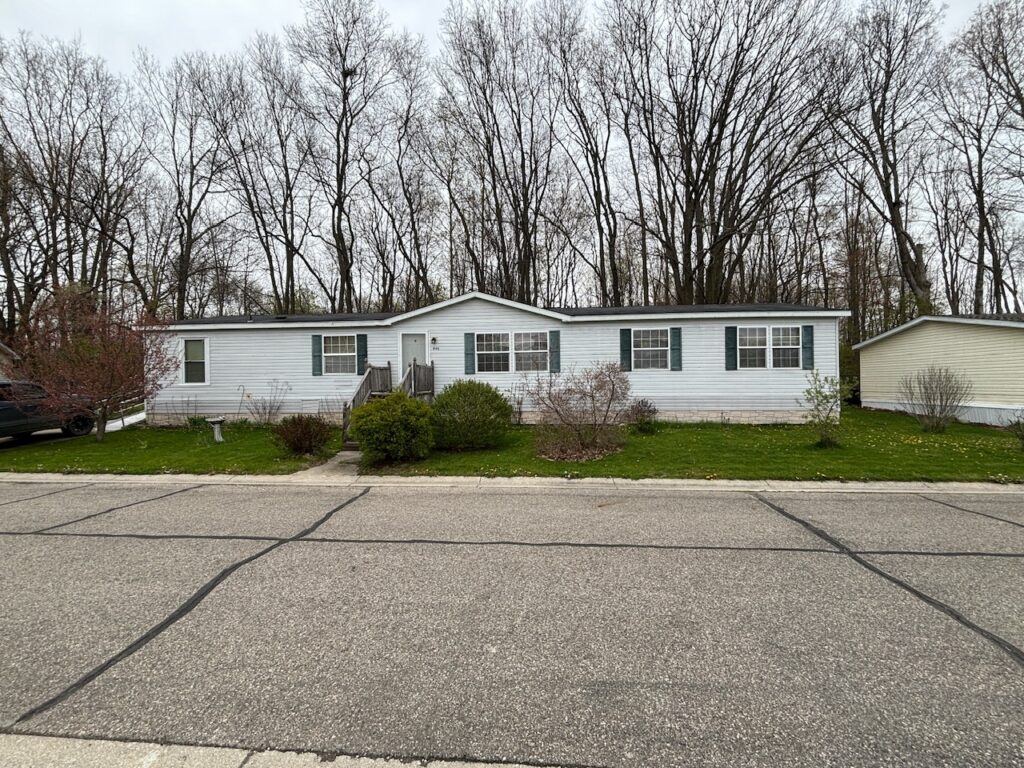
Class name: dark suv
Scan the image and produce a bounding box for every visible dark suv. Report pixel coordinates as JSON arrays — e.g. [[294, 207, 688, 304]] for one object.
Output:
[[0, 380, 95, 439]]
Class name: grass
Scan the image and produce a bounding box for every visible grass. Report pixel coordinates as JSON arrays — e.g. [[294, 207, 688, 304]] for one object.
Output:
[[386, 407, 1024, 483], [0, 422, 343, 475]]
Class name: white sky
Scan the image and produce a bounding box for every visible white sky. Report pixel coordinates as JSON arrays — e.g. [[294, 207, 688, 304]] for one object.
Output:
[[0, 0, 985, 74]]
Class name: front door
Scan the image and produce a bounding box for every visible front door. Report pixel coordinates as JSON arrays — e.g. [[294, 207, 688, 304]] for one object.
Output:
[[401, 333, 427, 370]]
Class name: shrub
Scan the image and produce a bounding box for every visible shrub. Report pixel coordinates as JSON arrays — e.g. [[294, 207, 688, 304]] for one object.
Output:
[[272, 415, 335, 455], [897, 366, 974, 433], [245, 381, 290, 424], [525, 363, 632, 461], [626, 398, 659, 435], [1008, 411, 1024, 451], [802, 370, 851, 448], [432, 380, 513, 450], [349, 390, 433, 463]]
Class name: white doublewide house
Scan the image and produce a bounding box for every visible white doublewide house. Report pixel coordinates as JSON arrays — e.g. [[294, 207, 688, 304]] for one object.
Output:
[[147, 292, 848, 424]]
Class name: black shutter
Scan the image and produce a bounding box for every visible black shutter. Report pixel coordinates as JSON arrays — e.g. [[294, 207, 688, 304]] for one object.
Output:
[[619, 328, 632, 371], [464, 333, 476, 374], [801, 325, 814, 370], [670, 327, 682, 371], [725, 326, 738, 370], [312, 334, 323, 376], [356, 334, 368, 375], [548, 330, 561, 373]]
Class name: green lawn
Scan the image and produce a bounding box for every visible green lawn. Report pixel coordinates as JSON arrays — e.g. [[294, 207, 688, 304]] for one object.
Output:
[[387, 407, 1024, 483], [0, 423, 342, 475]]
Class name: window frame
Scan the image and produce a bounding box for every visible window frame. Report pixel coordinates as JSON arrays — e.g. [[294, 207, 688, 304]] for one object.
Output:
[[513, 331, 549, 373], [475, 332, 512, 373], [181, 337, 209, 385], [770, 325, 802, 369], [736, 326, 768, 370], [631, 328, 671, 371], [472, 330, 556, 374], [322, 333, 358, 375], [736, 325, 804, 370]]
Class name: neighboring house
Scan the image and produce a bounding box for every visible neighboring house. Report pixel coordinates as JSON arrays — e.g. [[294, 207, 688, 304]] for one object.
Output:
[[0, 341, 20, 375], [146, 292, 848, 424], [855, 314, 1024, 426]]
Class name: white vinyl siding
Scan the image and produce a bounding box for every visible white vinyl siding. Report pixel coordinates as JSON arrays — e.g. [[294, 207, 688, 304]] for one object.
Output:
[[323, 334, 357, 374], [633, 329, 669, 370], [182, 339, 207, 384], [514, 332, 548, 372]]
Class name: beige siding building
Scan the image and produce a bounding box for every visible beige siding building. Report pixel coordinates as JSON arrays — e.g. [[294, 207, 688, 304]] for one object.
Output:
[[856, 315, 1024, 426]]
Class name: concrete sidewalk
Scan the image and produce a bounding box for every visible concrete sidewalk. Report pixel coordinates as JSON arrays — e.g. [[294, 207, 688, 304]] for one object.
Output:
[[0, 469, 1020, 494], [0, 733, 544, 768]]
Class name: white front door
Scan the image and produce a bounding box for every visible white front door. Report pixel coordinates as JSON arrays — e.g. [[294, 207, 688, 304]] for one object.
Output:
[[401, 333, 427, 370]]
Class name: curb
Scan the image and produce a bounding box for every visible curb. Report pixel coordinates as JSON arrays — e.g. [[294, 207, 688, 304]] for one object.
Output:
[[0, 470, 1020, 494], [0, 733, 547, 768]]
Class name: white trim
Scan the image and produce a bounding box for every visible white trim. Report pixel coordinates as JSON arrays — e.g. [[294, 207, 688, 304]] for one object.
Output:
[[474, 331, 512, 373], [513, 330, 549, 373], [321, 333, 358, 376], [737, 326, 768, 369], [392, 291, 569, 324], [631, 327, 671, 371], [734, 325, 804, 370], [854, 315, 1024, 350], [180, 337, 209, 386], [771, 325, 802, 369]]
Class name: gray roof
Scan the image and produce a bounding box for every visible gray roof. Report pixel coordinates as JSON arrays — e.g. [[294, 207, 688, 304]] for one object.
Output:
[[960, 313, 1024, 323], [171, 311, 401, 326], [170, 301, 836, 326], [552, 302, 835, 316]]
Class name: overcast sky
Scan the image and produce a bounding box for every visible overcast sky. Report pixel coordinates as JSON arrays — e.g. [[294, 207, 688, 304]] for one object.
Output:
[[0, 0, 985, 74]]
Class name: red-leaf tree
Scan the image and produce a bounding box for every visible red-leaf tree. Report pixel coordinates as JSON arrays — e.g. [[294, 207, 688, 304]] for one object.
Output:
[[12, 288, 178, 441]]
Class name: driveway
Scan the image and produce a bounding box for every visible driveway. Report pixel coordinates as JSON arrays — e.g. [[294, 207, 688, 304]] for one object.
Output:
[[0, 481, 1021, 767]]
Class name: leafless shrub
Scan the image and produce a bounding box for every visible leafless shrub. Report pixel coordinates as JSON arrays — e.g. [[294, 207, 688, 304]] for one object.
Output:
[[318, 396, 347, 424], [1008, 410, 1024, 451], [166, 396, 198, 426], [524, 364, 632, 461], [507, 382, 527, 426], [245, 380, 291, 424], [897, 366, 974, 433], [625, 398, 659, 435]]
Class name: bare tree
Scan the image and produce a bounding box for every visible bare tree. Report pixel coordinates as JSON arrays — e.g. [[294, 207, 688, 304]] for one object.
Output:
[[831, 0, 939, 315]]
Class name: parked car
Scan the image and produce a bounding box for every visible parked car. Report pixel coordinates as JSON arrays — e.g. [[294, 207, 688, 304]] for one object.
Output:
[[0, 380, 95, 439]]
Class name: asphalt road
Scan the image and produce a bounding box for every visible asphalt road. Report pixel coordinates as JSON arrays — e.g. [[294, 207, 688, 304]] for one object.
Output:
[[0, 481, 1022, 767]]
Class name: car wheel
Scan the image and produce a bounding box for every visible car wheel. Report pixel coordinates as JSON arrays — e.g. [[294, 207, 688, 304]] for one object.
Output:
[[61, 415, 95, 437]]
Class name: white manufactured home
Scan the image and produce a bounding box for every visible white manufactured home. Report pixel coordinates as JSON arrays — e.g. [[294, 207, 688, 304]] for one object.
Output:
[[856, 314, 1024, 426], [147, 292, 848, 424]]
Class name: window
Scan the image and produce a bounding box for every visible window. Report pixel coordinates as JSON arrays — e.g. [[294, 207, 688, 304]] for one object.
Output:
[[183, 339, 207, 383], [514, 332, 548, 372], [323, 334, 357, 374], [737, 327, 767, 369], [633, 328, 669, 370], [771, 326, 801, 369], [476, 333, 510, 372]]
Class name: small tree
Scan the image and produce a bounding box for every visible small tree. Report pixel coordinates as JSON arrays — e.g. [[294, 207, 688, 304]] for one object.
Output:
[[12, 288, 178, 441], [897, 366, 974, 433], [801, 370, 851, 448], [524, 363, 632, 460]]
